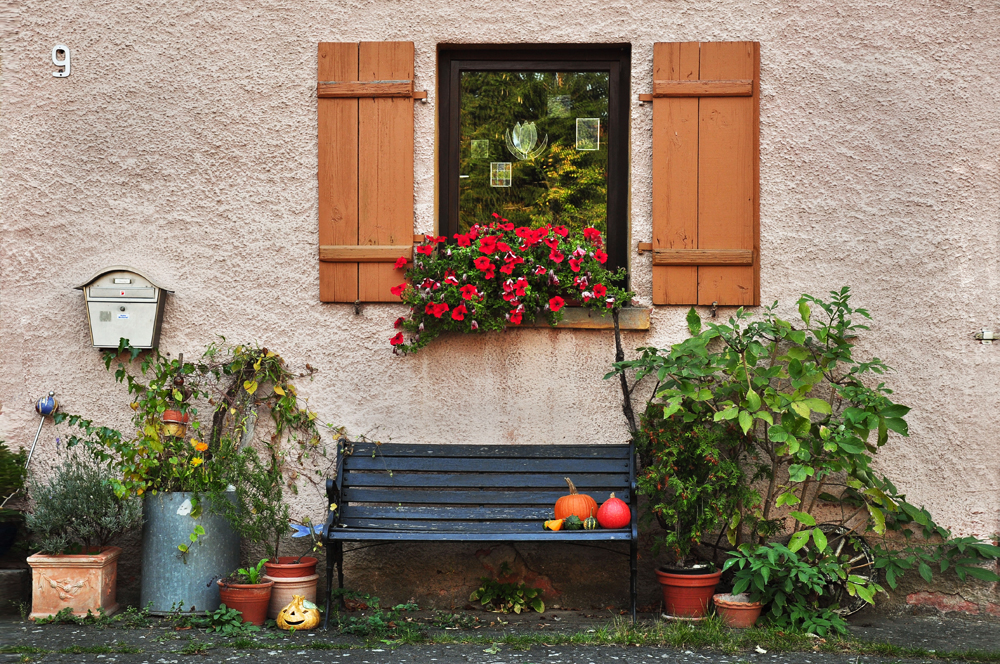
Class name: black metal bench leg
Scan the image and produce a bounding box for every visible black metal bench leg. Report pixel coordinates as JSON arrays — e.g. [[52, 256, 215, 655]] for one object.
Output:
[[630, 539, 638, 624], [336, 541, 345, 610], [323, 542, 335, 630]]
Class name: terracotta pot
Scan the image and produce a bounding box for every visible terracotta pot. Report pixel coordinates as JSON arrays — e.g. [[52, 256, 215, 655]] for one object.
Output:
[[27, 546, 121, 620], [264, 556, 318, 579], [655, 566, 723, 618], [218, 579, 274, 626], [713, 593, 763, 628], [263, 573, 318, 620], [160, 410, 190, 438]]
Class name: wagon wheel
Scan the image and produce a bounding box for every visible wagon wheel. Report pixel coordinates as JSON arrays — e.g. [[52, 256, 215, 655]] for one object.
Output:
[[808, 524, 878, 617]]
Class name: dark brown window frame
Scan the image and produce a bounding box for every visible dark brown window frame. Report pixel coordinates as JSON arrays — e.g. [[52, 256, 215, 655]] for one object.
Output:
[[437, 44, 632, 281]]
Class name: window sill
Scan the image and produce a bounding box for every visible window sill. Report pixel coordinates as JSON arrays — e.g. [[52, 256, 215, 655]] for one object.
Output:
[[518, 306, 650, 331]]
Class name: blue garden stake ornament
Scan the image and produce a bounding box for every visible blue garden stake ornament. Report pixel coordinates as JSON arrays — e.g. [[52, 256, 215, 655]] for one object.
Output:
[[26, 391, 58, 470]]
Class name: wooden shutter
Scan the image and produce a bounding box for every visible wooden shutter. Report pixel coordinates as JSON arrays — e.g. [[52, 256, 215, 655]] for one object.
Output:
[[318, 42, 415, 302], [651, 41, 759, 306]]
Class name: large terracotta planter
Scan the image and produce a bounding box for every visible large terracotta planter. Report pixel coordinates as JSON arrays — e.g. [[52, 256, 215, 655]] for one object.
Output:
[[27, 546, 121, 620], [218, 579, 274, 626], [655, 566, 723, 618], [713, 593, 763, 628], [263, 557, 319, 620]]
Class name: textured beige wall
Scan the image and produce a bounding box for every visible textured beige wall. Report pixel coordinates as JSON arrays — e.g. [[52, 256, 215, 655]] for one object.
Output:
[[2, 0, 1000, 606]]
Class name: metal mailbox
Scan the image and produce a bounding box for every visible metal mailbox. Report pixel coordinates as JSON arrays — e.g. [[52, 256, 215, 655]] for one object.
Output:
[[75, 266, 172, 349]]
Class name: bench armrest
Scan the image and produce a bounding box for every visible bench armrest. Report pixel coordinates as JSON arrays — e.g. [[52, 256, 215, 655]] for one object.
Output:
[[324, 437, 347, 537]]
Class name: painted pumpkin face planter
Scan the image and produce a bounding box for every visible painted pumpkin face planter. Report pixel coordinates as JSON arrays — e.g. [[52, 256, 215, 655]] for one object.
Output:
[[276, 594, 320, 631]]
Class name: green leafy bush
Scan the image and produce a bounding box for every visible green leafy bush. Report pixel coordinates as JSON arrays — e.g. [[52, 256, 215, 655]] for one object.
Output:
[[26, 451, 142, 554], [612, 287, 1000, 628], [724, 541, 855, 636]]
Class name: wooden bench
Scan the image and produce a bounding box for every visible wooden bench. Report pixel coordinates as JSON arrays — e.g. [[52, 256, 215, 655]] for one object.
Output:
[[322, 440, 638, 628]]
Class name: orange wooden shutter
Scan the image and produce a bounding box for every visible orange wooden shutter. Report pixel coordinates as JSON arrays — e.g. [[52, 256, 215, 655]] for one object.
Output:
[[651, 41, 760, 306], [318, 42, 415, 303]]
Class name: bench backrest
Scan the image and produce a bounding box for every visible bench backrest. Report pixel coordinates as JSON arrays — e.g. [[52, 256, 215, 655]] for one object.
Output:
[[334, 441, 634, 532]]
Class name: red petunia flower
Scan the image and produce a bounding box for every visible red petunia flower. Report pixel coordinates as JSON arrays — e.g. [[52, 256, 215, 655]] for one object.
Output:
[[509, 310, 523, 325], [416, 244, 433, 256], [549, 249, 565, 263], [543, 237, 560, 250], [594, 249, 608, 264], [473, 256, 493, 271], [431, 235, 447, 243], [424, 302, 450, 318], [514, 227, 529, 238], [484, 269, 496, 280], [390, 283, 407, 297], [593, 284, 607, 298], [549, 296, 566, 312], [468, 226, 480, 240], [390, 332, 404, 346], [460, 284, 480, 300], [583, 227, 602, 243], [569, 258, 582, 273], [553, 225, 569, 237], [455, 233, 472, 247], [534, 265, 547, 275], [500, 222, 514, 231], [496, 241, 512, 254], [479, 236, 498, 254], [394, 256, 408, 269], [451, 304, 468, 321], [394, 317, 404, 329], [443, 269, 460, 286]]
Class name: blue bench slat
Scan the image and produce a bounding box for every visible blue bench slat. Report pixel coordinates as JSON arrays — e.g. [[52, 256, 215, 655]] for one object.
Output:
[[346, 443, 630, 459], [341, 487, 630, 505], [341, 471, 628, 489], [327, 529, 634, 542], [344, 456, 628, 473], [342, 506, 558, 521]]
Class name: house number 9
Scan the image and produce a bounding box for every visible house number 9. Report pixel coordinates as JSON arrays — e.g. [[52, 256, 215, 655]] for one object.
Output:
[[52, 45, 70, 77]]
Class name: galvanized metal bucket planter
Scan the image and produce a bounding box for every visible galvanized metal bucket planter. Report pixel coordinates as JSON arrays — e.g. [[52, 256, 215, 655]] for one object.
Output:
[[140, 492, 239, 615]]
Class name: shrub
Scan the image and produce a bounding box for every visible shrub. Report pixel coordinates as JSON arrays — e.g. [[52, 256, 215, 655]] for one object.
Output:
[[27, 451, 142, 554]]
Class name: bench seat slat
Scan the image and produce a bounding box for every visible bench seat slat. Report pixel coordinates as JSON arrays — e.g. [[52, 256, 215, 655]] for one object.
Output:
[[338, 519, 632, 533], [346, 443, 630, 459], [342, 506, 558, 520], [342, 488, 630, 505], [327, 529, 633, 542], [344, 457, 628, 473], [341, 472, 628, 489]]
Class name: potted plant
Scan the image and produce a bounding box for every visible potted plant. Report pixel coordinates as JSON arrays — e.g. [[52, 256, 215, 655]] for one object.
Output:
[[56, 341, 328, 615], [218, 558, 273, 626], [25, 451, 142, 620], [634, 410, 757, 618], [0, 441, 28, 557], [389, 216, 631, 354], [612, 288, 1000, 630], [262, 519, 322, 620]]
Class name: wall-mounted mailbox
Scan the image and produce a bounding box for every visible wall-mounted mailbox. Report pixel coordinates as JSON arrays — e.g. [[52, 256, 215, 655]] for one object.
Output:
[[75, 266, 172, 349]]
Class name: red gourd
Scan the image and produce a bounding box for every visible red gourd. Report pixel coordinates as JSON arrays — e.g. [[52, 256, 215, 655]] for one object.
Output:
[[596, 493, 631, 529], [554, 478, 598, 521]]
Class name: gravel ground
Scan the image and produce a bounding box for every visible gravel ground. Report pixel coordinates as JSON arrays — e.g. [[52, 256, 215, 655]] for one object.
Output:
[[2, 611, 998, 664]]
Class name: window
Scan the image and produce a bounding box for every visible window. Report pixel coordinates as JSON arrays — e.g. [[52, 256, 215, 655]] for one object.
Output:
[[438, 45, 631, 277]]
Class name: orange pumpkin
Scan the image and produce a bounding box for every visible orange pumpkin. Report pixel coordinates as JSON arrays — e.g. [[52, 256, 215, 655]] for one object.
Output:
[[554, 478, 598, 521]]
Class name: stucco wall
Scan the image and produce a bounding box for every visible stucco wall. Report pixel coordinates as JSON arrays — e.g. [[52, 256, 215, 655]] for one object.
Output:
[[2, 0, 1000, 609]]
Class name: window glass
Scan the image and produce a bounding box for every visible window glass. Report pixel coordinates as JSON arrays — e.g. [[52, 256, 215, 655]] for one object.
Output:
[[458, 71, 610, 236]]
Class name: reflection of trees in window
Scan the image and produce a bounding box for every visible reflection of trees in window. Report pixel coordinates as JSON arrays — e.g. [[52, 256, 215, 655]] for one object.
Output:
[[459, 71, 609, 235]]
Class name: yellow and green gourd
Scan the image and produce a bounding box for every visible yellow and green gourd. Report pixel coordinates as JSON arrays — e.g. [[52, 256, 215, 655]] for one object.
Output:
[[583, 515, 599, 530]]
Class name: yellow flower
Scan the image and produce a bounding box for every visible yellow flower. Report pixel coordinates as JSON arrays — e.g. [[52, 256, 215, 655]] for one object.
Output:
[[190, 457, 204, 467], [190, 439, 208, 452]]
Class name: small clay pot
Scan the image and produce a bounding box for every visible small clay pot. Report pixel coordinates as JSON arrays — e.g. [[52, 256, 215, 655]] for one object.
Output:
[[713, 593, 763, 628], [263, 556, 318, 579], [263, 557, 319, 620], [161, 410, 190, 438], [218, 579, 274, 626]]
